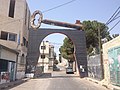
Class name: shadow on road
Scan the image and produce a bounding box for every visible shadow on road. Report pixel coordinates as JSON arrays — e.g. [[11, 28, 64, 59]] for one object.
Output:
[[38, 73, 52, 78], [52, 76, 79, 78], [1, 79, 29, 90], [36, 72, 79, 79]]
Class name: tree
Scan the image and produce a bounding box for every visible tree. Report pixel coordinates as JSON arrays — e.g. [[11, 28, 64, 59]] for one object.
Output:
[[59, 37, 74, 62], [54, 59, 58, 65], [112, 34, 119, 38], [60, 20, 119, 56], [82, 20, 110, 55]]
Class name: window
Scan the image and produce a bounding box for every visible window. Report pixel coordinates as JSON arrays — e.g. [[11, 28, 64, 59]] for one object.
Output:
[[23, 37, 28, 47], [9, 33, 17, 41], [0, 31, 17, 42], [9, 0, 15, 18], [41, 54, 45, 59], [0, 59, 8, 72], [41, 46, 46, 49], [20, 54, 24, 64], [1, 32, 8, 40]]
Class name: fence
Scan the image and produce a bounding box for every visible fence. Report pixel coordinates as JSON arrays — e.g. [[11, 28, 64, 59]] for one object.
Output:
[[87, 54, 103, 80]]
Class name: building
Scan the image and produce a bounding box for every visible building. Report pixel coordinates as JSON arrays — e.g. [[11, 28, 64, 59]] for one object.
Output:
[[0, 44, 18, 84], [0, 0, 30, 80], [37, 41, 55, 72], [102, 36, 120, 86], [49, 44, 55, 69]]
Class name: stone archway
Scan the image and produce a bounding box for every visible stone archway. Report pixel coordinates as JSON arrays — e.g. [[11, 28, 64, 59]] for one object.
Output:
[[26, 28, 88, 78]]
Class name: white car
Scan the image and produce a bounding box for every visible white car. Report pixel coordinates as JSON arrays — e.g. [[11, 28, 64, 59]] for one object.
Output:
[[66, 67, 74, 74]]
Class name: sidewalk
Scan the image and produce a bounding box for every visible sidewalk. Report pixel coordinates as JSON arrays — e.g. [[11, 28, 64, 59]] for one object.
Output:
[[84, 77, 120, 90], [0, 78, 30, 90]]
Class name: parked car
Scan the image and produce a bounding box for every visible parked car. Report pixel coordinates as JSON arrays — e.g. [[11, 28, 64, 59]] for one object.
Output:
[[66, 67, 74, 74]]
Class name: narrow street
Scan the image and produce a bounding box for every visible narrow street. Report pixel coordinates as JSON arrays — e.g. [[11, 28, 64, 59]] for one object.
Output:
[[6, 64, 109, 90]]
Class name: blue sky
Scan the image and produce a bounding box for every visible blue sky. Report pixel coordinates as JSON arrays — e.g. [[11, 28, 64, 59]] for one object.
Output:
[[27, 0, 120, 33], [26, 0, 120, 57]]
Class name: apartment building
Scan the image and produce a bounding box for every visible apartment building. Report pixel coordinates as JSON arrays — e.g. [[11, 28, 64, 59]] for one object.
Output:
[[0, 0, 30, 80], [37, 41, 55, 72], [0, 44, 18, 84]]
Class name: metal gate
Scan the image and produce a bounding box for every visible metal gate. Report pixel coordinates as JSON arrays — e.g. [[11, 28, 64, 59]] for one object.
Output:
[[108, 46, 120, 86]]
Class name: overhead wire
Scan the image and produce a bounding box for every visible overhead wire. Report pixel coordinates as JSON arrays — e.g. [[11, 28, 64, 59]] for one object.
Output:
[[0, 0, 77, 28], [42, 0, 77, 13], [104, 6, 120, 33], [108, 15, 120, 23], [108, 20, 120, 32], [49, 42, 63, 45], [106, 11, 120, 25], [106, 6, 120, 25]]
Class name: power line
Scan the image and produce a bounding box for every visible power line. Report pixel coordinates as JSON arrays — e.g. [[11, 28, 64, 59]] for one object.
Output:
[[42, 0, 77, 13], [0, 0, 77, 27], [108, 20, 120, 32], [109, 15, 120, 23], [106, 11, 120, 25], [106, 6, 120, 25], [104, 6, 120, 34], [49, 42, 63, 45]]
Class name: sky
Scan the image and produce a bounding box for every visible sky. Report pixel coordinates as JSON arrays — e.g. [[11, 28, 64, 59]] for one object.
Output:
[[26, 0, 120, 57]]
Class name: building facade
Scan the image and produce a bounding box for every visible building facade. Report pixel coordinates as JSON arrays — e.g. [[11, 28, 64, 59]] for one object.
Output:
[[102, 36, 120, 86], [0, 0, 30, 80], [0, 44, 18, 84], [37, 41, 55, 72]]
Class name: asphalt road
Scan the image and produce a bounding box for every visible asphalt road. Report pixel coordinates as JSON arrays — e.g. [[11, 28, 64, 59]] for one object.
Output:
[[7, 64, 109, 90]]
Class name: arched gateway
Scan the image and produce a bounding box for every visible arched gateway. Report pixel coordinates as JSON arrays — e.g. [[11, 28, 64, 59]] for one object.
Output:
[[26, 28, 88, 78]]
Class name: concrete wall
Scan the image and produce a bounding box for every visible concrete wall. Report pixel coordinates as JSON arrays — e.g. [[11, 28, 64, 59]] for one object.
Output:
[[1, 48, 17, 62], [0, 0, 10, 17], [102, 36, 120, 84]]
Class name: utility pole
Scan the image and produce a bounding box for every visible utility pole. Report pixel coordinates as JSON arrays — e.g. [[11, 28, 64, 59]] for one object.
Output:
[[98, 26, 104, 79], [42, 41, 45, 73]]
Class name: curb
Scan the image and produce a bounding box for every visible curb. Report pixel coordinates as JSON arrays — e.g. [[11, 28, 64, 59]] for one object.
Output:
[[84, 78, 110, 89], [0, 78, 30, 89], [84, 78, 120, 90]]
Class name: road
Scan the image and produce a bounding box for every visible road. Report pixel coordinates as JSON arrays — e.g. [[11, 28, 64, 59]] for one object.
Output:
[[7, 64, 109, 90]]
